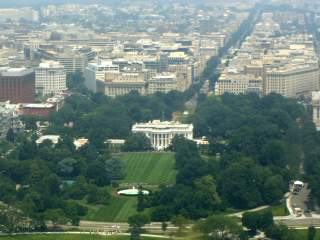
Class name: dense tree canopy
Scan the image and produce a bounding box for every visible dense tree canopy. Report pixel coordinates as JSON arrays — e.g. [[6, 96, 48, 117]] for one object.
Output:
[[147, 92, 319, 219]]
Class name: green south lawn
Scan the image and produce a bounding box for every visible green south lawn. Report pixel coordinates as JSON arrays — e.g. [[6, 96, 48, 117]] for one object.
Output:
[[84, 152, 176, 222], [120, 152, 176, 185], [290, 229, 320, 240], [0, 235, 164, 240], [85, 196, 138, 222]]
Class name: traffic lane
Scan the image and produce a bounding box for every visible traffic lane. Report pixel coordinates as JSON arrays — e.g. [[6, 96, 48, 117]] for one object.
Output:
[[291, 184, 310, 216]]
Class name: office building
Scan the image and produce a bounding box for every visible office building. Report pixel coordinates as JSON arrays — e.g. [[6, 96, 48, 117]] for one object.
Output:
[[104, 72, 146, 97], [168, 64, 193, 92], [0, 68, 35, 103], [215, 73, 263, 95], [84, 59, 119, 93], [35, 61, 67, 96], [148, 74, 177, 94], [263, 64, 320, 98]]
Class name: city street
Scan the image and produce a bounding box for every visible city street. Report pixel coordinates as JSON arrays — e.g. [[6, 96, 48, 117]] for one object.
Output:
[[290, 183, 311, 217]]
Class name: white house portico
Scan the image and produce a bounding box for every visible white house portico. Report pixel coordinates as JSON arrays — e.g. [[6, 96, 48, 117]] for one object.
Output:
[[132, 120, 193, 150]]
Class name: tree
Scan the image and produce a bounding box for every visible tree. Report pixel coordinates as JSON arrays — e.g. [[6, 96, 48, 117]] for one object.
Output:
[[57, 157, 81, 178], [308, 226, 316, 240], [122, 133, 152, 152], [242, 210, 273, 234], [64, 176, 88, 200], [6, 129, 15, 142], [172, 136, 210, 185], [63, 202, 87, 226], [266, 224, 299, 240], [86, 159, 110, 186], [0, 206, 24, 233], [150, 205, 172, 222], [242, 212, 260, 234], [195, 215, 242, 240], [218, 158, 267, 209], [171, 215, 188, 236], [87, 185, 111, 204], [262, 175, 285, 204], [105, 158, 124, 180], [128, 213, 150, 240], [67, 70, 85, 90], [137, 188, 145, 212], [44, 209, 68, 227], [18, 139, 37, 160], [161, 222, 168, 232], [128, 213, 150, 227]]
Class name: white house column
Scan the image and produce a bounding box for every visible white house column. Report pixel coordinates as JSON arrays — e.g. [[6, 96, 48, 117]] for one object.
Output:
[[156, 134, 159, 148]]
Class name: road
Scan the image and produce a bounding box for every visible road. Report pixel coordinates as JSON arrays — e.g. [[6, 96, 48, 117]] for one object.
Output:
[[58, 221, 179, 234], [287, 183, 311, 217], [228, 205, 270, 218], [54, 183, 319, 233], [0, 232, 170, 239], [289, 184, 310, 217]]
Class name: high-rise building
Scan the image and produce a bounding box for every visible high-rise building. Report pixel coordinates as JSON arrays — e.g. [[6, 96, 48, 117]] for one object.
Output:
[[35, 61, 67, 96], [0, 68, 35, 103], [84, 60, 119, 93]]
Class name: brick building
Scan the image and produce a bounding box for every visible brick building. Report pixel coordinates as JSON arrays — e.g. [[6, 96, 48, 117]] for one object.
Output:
[[0, 67, 35, 103], [21, 103, 55, 117]]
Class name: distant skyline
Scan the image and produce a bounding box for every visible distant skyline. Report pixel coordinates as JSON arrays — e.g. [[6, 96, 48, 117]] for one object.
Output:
[[0, 0, 122, 8], [0, 0, 247, 8]]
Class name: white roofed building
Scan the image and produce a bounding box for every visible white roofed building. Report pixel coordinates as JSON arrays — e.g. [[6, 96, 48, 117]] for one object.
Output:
[[35, 61, 67, 97], [312, 91, 320, 131], [132, 120, 193, 151]]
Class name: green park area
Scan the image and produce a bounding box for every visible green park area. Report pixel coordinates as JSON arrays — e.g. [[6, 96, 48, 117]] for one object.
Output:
[[269, 201, 289, 216], [84, 152, 176, 222], [0, 235, 163, 240], [292, 230, 320, 240], [85, 196, 138, 222], [120, 152, 176, 185]]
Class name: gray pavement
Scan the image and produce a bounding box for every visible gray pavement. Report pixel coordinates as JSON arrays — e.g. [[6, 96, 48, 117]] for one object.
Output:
[[290, 183, 310, 216]]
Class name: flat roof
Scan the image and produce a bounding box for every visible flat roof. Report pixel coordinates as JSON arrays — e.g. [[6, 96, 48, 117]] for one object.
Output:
[[23, 103, 54, 109], [0, 67, 34, 77]]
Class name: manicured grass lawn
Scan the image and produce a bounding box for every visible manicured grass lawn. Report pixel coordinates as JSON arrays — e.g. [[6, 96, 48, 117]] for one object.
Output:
[[85, 196, 138, 222], [0, 235, 162, 240], [269, 201, 289, 216], [291, 229, 320, 240], [120, 152, 176, 185], [84, 152, 176, 222]]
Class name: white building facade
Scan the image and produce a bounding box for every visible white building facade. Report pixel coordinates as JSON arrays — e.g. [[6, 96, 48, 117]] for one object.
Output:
[[84, 59, 119, 93], [263, 64, 320, 98], [35, 61, 67, 96], [0, 101, 24, 138], [312, 91, 320, 131], [147, 74, 177, 94], [132, 120, 193, 150]]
